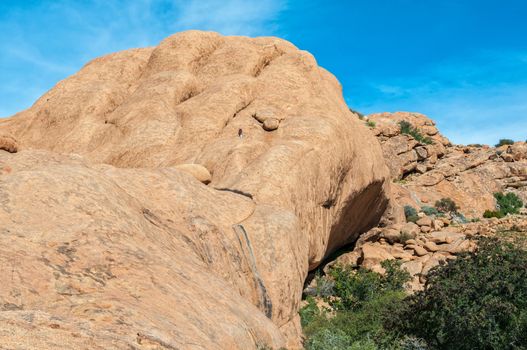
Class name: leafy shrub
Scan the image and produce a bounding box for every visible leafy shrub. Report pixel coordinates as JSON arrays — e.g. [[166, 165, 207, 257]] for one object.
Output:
[[483, 192, 524, 218], [496, 139, 514, 147], [483, 209, 505, 219], [329, 260, 410, 311], [389, 237, 527, 350], [301, 261, 411, 349], [495, 192, 524, 215], [366, 121, 376, 128], [450, 211, 468, 224], [314, 274, 335, 298], [421, 206, 439, 217], [404, 205, 419, 223], [304, 328, 354, 350], [397, 336, 429, 350], [399, 121, 433, 145], [434, 198, 458, 214], [300, 296, 322, 327], [349, 108, 365, 120], [399, 231, 413, 245]]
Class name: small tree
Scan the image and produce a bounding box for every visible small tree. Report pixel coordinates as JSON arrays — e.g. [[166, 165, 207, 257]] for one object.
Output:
[[434, 198, 458, 214], [495, 139, 514, 147], [399, 121, 433, 145], [389, 237, 527, 350]]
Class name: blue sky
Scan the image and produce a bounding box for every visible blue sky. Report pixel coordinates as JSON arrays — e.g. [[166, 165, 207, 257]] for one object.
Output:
[[1, 0, 526, 145]]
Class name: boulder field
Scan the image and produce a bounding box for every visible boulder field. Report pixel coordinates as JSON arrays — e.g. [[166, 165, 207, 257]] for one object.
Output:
[[0, 31, 391, 349]]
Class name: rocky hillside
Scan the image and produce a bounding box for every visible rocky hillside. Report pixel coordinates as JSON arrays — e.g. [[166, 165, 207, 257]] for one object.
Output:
[[324, 111, 527, 293], [0, 31, 525, 350], [365, 111, 527, 218], [0, 31, 391, 349]]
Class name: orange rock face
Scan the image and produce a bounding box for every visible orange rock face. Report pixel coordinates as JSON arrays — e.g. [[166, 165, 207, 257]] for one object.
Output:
[[367, 112, 527, 218], [0, 31, 390, 349]]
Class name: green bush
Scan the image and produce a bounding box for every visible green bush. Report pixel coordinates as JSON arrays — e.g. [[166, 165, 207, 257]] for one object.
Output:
[[483, 209, 505, 219], [434, 198, 458, 214], [301, 261, 410, 349], [404, 205, 419, 223], [399, 121, 433, 145], [304, 328, 355, 350], [421, 206, 439, 217], [328, 260, 410, 311], [483, 192, 524, 218], [496, 139, 515, 147], [300, 296, 323, 327], [399, 231, 413, 245], [495, 192, 524, 215], [389, 237, 527, 350], [366, 121, 376, 128], [349, 108, 365, 120]]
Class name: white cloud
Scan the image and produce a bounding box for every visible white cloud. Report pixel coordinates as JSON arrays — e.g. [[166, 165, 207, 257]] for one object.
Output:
[[355, 50, 527, 145], [0, 0, 287, 117], [176, 0, 286, 36]]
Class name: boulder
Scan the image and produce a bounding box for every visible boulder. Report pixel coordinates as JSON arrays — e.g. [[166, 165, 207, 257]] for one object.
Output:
[[401, 222, 420, 237], [361, 243, 395, 269], [416, 216, 432, 227], [0, 134, 18, 153], [412, 245, 429, 257], [0, 31, 391, 349], [262, 118, 280, 131], [174, 163, 212, 184]]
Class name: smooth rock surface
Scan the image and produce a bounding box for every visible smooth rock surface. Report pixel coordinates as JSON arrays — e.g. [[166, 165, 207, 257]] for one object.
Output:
[[0, 31, 391, 349]]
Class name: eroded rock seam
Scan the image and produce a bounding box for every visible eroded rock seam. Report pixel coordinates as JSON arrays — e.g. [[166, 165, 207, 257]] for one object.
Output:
[[232, 224, 272, 319]]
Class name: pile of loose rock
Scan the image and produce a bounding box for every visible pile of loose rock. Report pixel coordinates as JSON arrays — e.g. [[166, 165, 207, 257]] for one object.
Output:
[[325, 211, 527, 292]]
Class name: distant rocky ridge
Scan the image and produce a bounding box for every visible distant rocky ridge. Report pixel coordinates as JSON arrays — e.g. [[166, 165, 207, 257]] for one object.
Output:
[[364, 111, 527, 218]]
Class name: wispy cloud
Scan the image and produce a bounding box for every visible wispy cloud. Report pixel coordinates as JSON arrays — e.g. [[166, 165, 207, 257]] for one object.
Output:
[[176, 0, 286, 36], [353, 50, 527, 145], [0, 0, 286, 117]]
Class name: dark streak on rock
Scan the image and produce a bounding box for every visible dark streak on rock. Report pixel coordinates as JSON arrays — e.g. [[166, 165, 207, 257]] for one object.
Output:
[[215, 188, 253, 200], [232, 224, 272, 319]]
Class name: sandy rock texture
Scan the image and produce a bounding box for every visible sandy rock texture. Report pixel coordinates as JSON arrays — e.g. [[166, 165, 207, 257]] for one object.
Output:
[[0, 31, 390, 349], [328, 213, 527, 292], [366, 112, 527, 217]]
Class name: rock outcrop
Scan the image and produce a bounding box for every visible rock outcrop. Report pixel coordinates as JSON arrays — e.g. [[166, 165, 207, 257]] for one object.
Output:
[[366, 112, 527, 217], [0, 31, 391, 349], [325, 210, 526, 292]]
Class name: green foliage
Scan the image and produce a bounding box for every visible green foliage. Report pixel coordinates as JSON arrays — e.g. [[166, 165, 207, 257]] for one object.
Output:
[[496, 139, 515, 147], [399, 231, 413, 245], [404, 205, 419, 223], [421, 206, 439, 217], [300, 296, 322, 327], [451, 211, 468, 224], [389, 237, 527, 350], [483, 209, 505, 219], [434, 197, 458, 214], [495, 192, 524, 215], [483, 192, 524, 218], [304, 328, 353, 350], [366, 120, 376, 128], [302, 261, 411, 349], [399, 121, 433, 145], [349, 108, 365, 120], [328, 261, 410, 311]]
